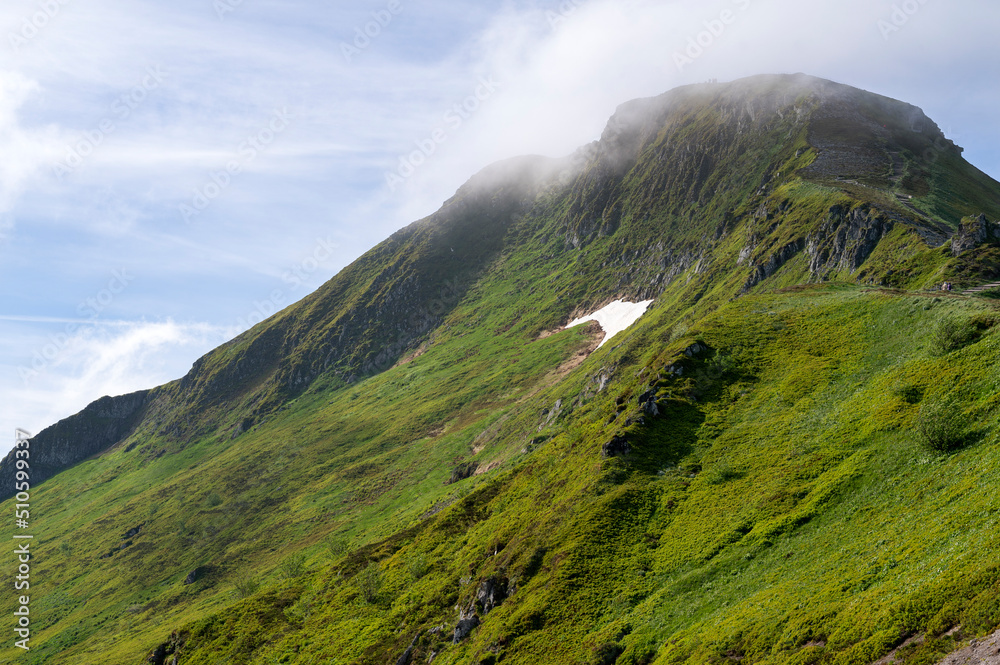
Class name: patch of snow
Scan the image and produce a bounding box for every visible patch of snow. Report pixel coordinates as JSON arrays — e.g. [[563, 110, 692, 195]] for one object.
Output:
[[565, 299, 654, 348]]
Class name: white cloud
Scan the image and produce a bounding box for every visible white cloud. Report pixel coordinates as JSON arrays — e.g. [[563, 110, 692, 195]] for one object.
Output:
[[0, 71, 67, 222], [0, 320, 232, 455], [2, 0, 998, 458], [378, 0, 1000, 227]]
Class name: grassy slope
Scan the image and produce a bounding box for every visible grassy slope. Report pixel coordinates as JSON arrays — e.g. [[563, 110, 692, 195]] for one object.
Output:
[[3, 75, 1000, 665], [156, 286, 1000, 665], [6, 309, 594, 663]]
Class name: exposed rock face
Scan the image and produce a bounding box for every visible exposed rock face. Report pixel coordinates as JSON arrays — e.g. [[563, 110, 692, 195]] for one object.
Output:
[[602, 435, 631, 458], [642, 397, 660, 416], [683, 342, 707, 357], [0, 389, 151, 500], [184, 566, 210, 585], [475, 576, 510, 616], [952, 213, 1000, 255], [451, 576, 511, 646], [394, 634, 419, 665], [800, 79, 960, 185], [537, 399, 563, 431], [742, 239, 805, 293], [935, 627, 1000, 665], [639, 390, 660, 416], [394, 646, 413, 665], [446, 462, 479, 485], [146, 631, 185, 665], [806, 205, 894, 279], [453, 614, 480, 644]]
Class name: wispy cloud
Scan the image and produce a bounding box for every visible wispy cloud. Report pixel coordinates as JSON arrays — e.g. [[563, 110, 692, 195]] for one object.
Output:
[[365, 0, 1000, 232], [0, 71, 68, 222], [1, 320, 232, 452], [1, 0, 998, 453], [0, 315, 137, 325]]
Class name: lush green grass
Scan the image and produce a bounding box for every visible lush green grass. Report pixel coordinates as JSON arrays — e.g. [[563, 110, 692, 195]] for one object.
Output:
[[11, 283, 999, 665], [137, 286, 1000, 665], [3, 76, 1000, 665], [0, 312, 594, 664]]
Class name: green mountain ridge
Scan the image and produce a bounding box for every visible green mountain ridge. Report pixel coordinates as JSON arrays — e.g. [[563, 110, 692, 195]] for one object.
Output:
[[3, 73, 1000, 665]]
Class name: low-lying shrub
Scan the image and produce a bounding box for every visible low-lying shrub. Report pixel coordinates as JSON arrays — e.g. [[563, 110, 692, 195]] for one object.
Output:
[[932, 318, 979, 355], [917, 394, 970, 452], [355, 563, 382, 604]]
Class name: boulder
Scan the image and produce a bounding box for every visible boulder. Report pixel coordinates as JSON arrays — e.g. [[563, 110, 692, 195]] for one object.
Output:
[[446, 462, 478, 485], [394, 634, 419, 665], [602, 435, 631, 458], [453, 615, 480, 644], [639, 390, 660, 416], [684, 342, 707, 357], [475, 576, 509, 616], [184, 566, 210, 585]]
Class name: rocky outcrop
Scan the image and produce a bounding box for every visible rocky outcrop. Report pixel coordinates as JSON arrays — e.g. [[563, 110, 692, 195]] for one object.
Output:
[[683, 342, 707, 357], [394, 634, 419, 665], [184, 566, 210, 585], [742, 239, 806, 293], [952, 213, 1000, 256], [0, 389, 151, 500], [602, 435, 631, 458], [446, 462, 479, 485], [450, 576, 512, 647], [99, 523, 146, 560], [146, 630, 186, 665], [475, 575, 510, 616], [638, 390, 660, 416], [453, 613, 480, 644], [806, 205, 894, 279], [538, 399, 563, 431]]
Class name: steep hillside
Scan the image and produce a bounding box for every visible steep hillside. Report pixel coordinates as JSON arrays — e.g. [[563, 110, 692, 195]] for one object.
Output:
[[3, 74, 1000, 665]]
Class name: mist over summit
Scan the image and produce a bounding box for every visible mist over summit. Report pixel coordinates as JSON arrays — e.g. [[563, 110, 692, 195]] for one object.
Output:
[[4, 74, 1000, 665]]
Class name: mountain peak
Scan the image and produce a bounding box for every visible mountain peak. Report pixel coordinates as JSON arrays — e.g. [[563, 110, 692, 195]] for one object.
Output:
[[5, 76, 1000, 665]]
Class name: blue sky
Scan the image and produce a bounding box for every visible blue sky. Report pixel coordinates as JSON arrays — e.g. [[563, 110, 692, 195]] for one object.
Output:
[[2, 0, 999, 451]]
